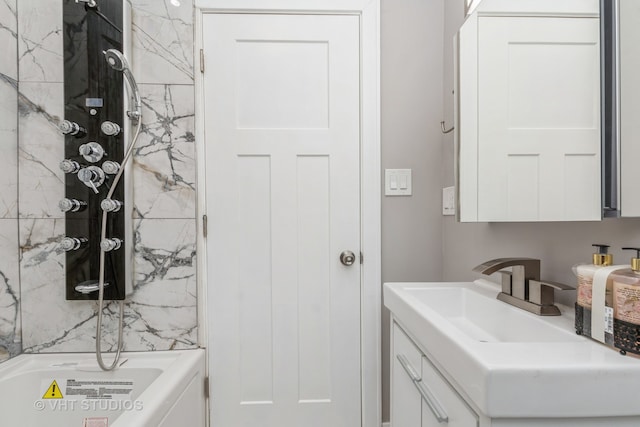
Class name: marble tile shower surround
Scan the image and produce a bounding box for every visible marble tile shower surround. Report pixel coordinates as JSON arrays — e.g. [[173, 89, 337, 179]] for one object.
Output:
[[0, 0, 197, 361], [0, 0, 18, 363]]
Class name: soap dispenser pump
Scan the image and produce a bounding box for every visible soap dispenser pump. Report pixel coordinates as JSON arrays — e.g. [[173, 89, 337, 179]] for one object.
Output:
[[611, 247, 640, 355], [574, 244, 613, 336]]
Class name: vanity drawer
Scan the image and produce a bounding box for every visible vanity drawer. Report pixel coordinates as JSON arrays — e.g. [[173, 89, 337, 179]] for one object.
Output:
[[392, 321, 478, 427], [392, 322, 424, 427], [421, 355, 478, 427]]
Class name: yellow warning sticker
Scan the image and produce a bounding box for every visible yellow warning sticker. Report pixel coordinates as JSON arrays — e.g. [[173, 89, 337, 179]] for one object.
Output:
[[42, 380, 63, 399]]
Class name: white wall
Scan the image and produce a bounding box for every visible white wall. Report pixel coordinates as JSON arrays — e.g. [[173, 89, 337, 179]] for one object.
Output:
[[381, 0, 445, 420]]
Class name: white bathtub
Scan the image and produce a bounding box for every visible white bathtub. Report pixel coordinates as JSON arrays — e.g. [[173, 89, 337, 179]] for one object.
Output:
[[0, 349, 206, 427]]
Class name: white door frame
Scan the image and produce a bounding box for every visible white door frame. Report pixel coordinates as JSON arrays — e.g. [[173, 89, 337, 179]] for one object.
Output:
[[193, 1, 381, 426]]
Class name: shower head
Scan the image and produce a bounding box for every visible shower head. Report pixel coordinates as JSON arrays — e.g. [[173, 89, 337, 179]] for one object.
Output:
[[104, 48, 128, 72], [103, 49, 142, 121]]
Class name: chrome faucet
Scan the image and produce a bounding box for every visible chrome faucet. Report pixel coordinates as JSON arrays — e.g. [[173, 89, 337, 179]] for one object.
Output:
[[473, 258, 572, 316]]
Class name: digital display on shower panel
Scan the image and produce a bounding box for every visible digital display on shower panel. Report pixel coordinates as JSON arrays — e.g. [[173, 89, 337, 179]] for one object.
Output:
[[63, 0, 126, 300]]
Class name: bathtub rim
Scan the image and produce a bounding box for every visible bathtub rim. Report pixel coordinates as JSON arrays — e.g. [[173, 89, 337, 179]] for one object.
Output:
[[0, 348, 206, 426]]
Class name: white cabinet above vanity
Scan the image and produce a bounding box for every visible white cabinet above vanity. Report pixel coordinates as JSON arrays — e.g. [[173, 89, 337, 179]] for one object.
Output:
[[456, 0, 602, 222], [385, 280, 640, 427]]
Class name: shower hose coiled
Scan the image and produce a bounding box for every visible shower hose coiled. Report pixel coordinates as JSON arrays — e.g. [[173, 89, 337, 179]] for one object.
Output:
[[96, 116, 142, 371]]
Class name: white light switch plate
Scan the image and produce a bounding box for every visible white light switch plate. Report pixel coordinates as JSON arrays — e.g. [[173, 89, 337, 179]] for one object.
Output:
[[385, 169, 412, 196], [442, 186, 455, 215]]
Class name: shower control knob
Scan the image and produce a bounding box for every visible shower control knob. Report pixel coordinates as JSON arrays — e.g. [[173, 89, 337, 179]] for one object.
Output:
[[100, 121, 121, 136], [100, 238, 122, 252], [102, 161, 120, 175], [79, 142, 105, 163], [60, 237, 88, 252], [59, 120, 86, 138], [77, 166, 105, 194], [59, 198, 87, 213], [59, 159, 81, 174], [100, 198, 122, 213]]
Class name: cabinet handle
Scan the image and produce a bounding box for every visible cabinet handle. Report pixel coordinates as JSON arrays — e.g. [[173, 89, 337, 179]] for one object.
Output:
[[396, 354, 449, 424], [414, 376, 449, 423], [397, 354, 421, 381]]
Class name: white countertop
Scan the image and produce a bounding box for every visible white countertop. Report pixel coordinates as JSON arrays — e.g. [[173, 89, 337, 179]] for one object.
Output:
[[384, 280, 640, 418]]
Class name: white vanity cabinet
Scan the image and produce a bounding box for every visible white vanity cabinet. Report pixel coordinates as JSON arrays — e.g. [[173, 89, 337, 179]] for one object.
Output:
[[391, 322, 479, 427], [386, 280, 640, 427], [456, 0, 601, 222]]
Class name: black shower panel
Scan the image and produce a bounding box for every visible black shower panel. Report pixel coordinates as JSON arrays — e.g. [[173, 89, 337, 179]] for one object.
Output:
[[62, 0, 128, 301]]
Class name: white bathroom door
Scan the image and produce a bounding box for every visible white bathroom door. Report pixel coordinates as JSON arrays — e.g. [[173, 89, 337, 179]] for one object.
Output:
[[202, 13, 361, 427]]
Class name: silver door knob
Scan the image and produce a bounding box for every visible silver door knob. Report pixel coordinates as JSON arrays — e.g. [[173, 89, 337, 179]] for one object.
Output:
[[340, 250, 356, 266]]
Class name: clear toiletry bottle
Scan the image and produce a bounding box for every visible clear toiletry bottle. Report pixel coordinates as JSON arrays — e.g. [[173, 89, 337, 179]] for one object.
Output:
[[574, 244, 613, 336], [611, 247, 640, 355]]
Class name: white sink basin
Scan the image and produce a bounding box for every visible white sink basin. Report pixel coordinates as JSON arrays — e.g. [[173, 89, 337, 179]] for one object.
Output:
[[384, 280, 640, 419], [405, 286, 582, 343]]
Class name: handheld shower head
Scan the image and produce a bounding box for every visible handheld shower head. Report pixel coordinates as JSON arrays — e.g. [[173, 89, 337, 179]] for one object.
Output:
[[103, 49, 141, 121], [104, 48, 128, 72]]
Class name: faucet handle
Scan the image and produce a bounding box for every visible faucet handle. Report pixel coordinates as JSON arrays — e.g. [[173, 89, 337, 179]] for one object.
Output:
[[498, 270, 513, 295], [529, 279, 573, 309]]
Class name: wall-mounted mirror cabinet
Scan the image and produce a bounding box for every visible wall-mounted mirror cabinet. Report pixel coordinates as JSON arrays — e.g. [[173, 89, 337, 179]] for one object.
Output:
[[455, 0, 619, 222]]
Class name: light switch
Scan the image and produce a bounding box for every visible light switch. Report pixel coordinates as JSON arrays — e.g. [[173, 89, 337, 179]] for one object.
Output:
[[390, 175, 398, 190], [385, 169, 412, 196], [399, 174, 408, 189]]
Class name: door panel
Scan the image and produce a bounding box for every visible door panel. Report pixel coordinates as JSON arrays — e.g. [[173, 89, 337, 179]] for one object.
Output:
[[203, 13, 361, 427]]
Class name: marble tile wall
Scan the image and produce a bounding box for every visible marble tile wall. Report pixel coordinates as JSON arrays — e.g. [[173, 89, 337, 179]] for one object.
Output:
[[0, 0, 19, 362], [0, 0, 197, 361]]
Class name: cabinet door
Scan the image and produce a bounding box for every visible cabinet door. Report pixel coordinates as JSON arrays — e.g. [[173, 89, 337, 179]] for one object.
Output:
[[477, 16, 600, 221], [391, 323, 423, 427], [421, 356, 478, 427], [459, 13, 601, 222]]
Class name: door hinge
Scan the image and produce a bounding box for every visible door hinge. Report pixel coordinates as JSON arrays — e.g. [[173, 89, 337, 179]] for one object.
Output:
[[360, 252, 364, 264], [200, 49, 205, 73], [203, 214, 208, 238], [204, 376, 209, 399]]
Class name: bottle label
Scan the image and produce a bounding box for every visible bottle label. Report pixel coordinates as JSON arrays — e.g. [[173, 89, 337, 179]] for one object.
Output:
[[577, 274, 592, 308], [578, 273, 614, 309], [604, 306, 614, 334], [613, 282, 640, 325]]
